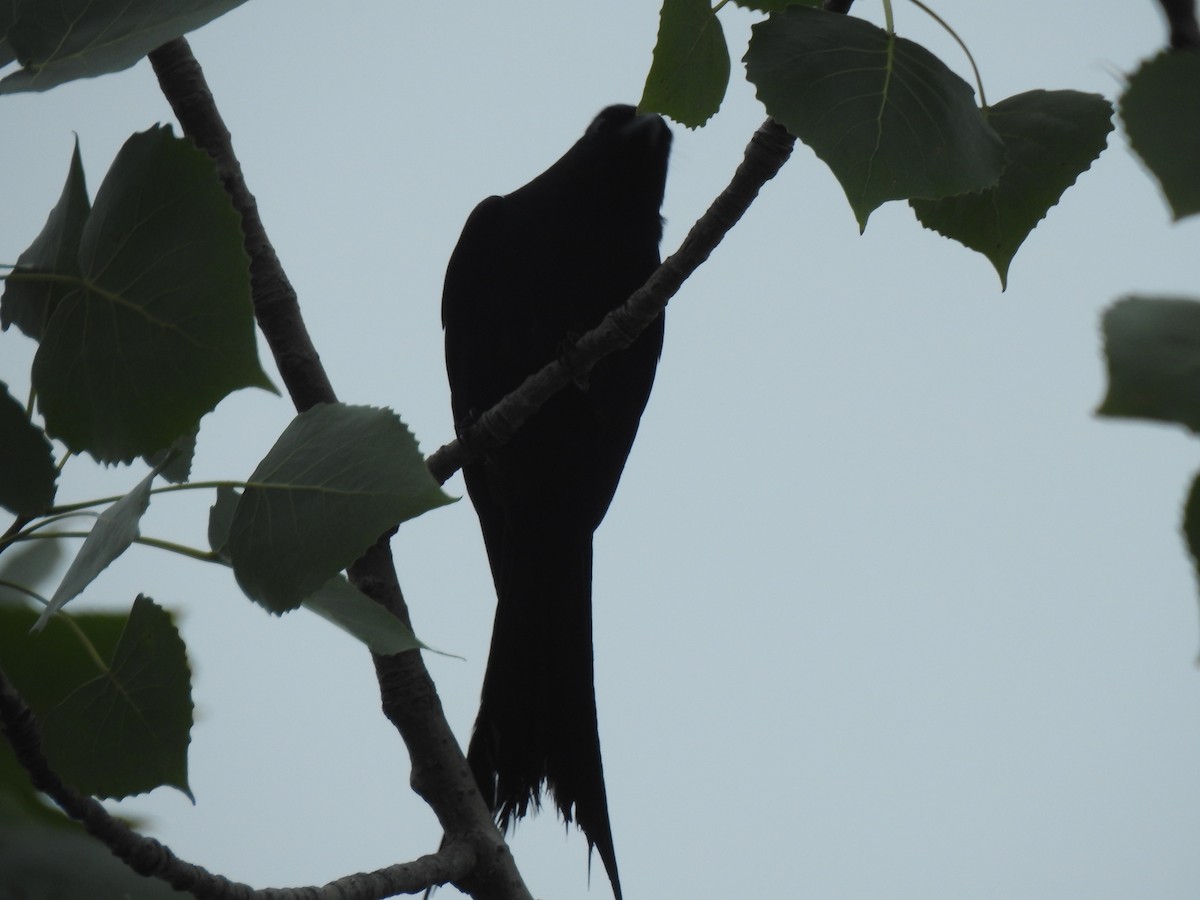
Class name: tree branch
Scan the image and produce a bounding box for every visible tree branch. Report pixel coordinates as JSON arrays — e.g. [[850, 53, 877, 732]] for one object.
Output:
[[0, 666, 479, 899], [146, 37, 532, 900], [1156, 0, 1200, 49], [147, 41, 336, 413], [142, 30, 799, 900], [424, 117, 796, 484]]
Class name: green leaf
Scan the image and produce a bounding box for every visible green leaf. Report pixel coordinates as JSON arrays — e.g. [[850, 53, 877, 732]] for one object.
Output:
[[1097, 296, 1200, 431], [1121, 50, 1200, 221], [32, 125, 275, 464], [213, 488, 425, 652], [0, 0, 250, 94], [35, 467, 157, 629], [0, 605, 125, 808], [0, 381, 56, 516], [744, 6, 1006, 229], [41, 596, 193, 799], [0, 608, 124, 708], [639, 0, 731, 128], [0, 820, 185, 899], [144, 427, 198, 485], [207, 484, 239, 563], [911, 90, 1113, 289], [3, 600, 192, 803], [0, 18, 14, 69], [0, 538, 64, 607], [229, 403, 453, 614], [0, 138, 89, 340], [302, 575, 421, 656]]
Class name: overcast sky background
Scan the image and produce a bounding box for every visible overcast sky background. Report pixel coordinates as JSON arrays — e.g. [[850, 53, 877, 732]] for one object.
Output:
[[3, 1, 1200, 898]]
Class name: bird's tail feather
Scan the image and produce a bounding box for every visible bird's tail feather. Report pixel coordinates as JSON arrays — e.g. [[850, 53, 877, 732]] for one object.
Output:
[[467, 529, 621, 900]]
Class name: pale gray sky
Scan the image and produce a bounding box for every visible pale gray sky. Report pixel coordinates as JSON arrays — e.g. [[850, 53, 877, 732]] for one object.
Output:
[[3, 1, 1200, 898]]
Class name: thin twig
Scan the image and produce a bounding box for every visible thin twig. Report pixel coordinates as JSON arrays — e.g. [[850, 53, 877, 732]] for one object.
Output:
[[147, 41, 336, 412], [0, 666, 478, 899]]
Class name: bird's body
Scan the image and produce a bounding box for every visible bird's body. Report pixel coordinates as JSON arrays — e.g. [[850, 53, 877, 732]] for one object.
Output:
[[442, 105, 672, 899]]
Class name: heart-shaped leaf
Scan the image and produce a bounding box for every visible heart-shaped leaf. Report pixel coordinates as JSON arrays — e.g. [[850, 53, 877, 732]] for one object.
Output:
[[911, 90, 1113, 288], [745, 6, 1006, 228], [42, 596, 193, 799], [30, 126, 274, 464], [230, 404, 453, 614], [208, 485, 424, 652], [0, 598, 191, 800]]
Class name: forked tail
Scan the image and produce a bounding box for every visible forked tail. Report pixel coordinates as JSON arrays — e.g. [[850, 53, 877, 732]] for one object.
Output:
[[466, 530, 621, 899]]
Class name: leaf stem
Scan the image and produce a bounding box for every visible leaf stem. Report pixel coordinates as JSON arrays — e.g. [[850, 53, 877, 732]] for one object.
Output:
[[12, 530, 219, 563], [47, 480, 245, 516], [53, 611, 111, 674], [882, 0, 894, 33], [904, 0, 987, 108], [134, 536, 221, 562], [0, 579, 46, 605], [0, 512, 96, 553]]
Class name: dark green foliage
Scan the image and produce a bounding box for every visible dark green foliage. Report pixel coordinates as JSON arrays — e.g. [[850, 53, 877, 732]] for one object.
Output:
[[0, 382, 55, 516], [0, 0, 251, 93], [43, 597, 193, 799], [229, 403, 453, 614], [912, 90, 1114, 288], [0, 139, 88, 340], [208, 485, 424, 654], [24, 127, 274, 464], [1121, 49, 1200, 221], [0, 598, 192, 800], [745, 6, 1007, 229], [1098, 297, 1200, 432], [640, 0, 730, 128]]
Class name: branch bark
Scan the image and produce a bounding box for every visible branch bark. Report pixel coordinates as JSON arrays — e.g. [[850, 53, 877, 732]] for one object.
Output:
[[1156, 0, 1200, 49], [118, 30, 793, 900], [147, 41, 336, 413], [0, 666, 479, 900], [147, 37, 530, 900]]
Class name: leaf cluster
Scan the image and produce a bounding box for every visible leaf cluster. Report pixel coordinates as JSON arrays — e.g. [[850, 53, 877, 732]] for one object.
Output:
[[1094, 46, 1200, 590], [1, 0, 1199, 898], [0, 124, 450, 837], [641, 1, 1114, 287]]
